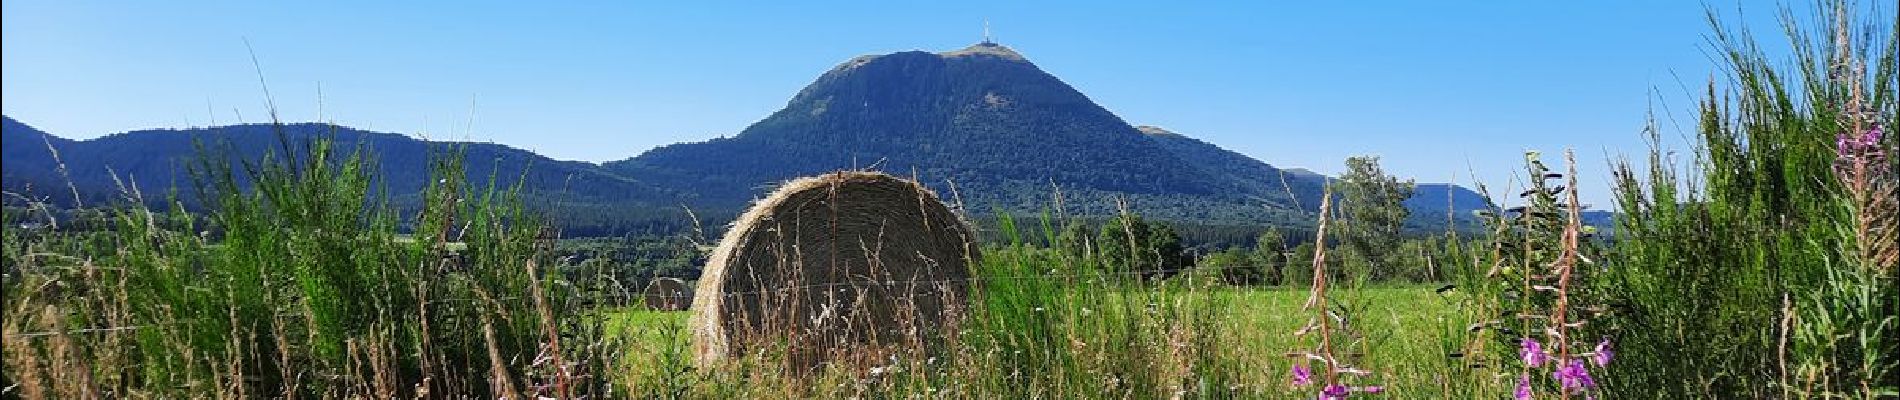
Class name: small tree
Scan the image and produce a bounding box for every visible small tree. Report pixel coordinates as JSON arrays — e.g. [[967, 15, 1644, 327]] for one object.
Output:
[[1239, 228, 1289, 286], [1283, 242, 1317, 287], [1097, 213, 1188, 281], [1336, 156, 1416, 282]]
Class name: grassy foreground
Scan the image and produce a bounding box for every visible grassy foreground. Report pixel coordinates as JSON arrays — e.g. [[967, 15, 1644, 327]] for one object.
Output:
[[4, 1, 1893, 398]]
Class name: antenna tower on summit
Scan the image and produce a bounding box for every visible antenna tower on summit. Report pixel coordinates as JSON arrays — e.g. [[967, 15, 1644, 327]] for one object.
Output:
[[983, 19, 993, 44]]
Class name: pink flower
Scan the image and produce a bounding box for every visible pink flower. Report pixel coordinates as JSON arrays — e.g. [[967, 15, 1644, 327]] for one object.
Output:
[[1553, 359, 1597, 392], [1321, 384, 1350, 399], [1314, 384, 1384, 398], [1837, 123, 1889, 168], [1291, 364, 1313, 386], [1520, 338, 1548, 368], [1514, 373, 1533, 400], [1592, 338, 1613, 366]]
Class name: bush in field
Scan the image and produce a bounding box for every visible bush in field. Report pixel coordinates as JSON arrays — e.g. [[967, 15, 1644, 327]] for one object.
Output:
[[1, 127, 618, 398]]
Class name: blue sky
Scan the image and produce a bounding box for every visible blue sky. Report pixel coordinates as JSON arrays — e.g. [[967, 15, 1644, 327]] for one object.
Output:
[[3, 1, 1802, 207]]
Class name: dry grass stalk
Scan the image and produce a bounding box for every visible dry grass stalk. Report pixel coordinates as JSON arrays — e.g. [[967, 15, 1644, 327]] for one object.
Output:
[[1305, 188, 1338, 386], [479, 308, 521, 399], [525, 254, 572, 399]]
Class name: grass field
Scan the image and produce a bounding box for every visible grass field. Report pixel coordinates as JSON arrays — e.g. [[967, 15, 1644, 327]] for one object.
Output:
[[604, 285, 1468, 398]]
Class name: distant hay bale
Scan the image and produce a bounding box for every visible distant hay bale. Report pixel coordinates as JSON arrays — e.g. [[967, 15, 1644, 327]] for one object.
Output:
[[689, 171, 978, 372], [641, 277, 693, 311]]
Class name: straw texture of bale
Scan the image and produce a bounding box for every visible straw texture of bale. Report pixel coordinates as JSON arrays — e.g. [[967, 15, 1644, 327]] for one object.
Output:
[[689, 171, 978, 372], [641, 277, 693, 311]]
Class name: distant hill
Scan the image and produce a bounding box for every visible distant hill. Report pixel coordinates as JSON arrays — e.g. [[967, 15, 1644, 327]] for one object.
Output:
[[1137, 125, 1489, 230], [1134, 125, 1325, 211], [1, 117, 75, 200], [3, 42, 1505, 237], [0, 116, 699, 235]]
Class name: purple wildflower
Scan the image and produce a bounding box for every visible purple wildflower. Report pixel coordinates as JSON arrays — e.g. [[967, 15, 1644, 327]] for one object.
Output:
[[1864, 124, 1887, 162], [1838, 132, 1853, 157], [1553, 359, 1596, 392], [1291, 364, 1313, 386], [1520, 338, 1548, 368], [1514, 373, 1533, 400], [1592, 338, 1614, 366], [1837, 123, 1889, 167], [1321, 384, 1351, 399]]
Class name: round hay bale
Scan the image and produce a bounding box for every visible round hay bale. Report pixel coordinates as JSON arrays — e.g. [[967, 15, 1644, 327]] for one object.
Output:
[[641, 277, 693, 311], [689, 171, 978, 372]]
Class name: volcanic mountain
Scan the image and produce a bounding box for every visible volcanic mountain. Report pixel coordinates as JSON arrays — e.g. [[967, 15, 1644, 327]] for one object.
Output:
[[606, 42, 1332, 224]]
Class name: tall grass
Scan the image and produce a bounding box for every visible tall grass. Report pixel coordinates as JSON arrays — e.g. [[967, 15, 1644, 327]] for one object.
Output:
[[1593, 2, 1895, 397], [2, 125, 621, 398], [957, 210, 1241, 398]]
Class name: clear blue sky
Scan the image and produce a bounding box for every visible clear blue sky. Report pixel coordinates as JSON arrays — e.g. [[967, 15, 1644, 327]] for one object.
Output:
[[3, 1, 1803, 208]]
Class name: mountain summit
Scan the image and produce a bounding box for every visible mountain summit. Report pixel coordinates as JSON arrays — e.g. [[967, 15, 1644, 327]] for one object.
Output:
[[937, 42, 1028, 61]]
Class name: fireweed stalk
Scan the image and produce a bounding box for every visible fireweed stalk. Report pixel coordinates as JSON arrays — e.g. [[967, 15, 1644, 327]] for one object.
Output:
[[1801, 20, 1899, 395], [1510, 150, 1612, 399], [1288, 188, 1383, 399], [1832, 46, 1897, 273]]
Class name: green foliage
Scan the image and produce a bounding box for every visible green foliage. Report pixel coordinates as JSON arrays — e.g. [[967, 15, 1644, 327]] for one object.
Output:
[[1588, 3, 1897, 397], [1197, 247, 1256, 286], [555, 234, 705, 304], [1282, 242, 1318, 289], [1453, 150, 1613, 397], [1335, 155, 1418, 282], [1093, 213, 1190, 281], [1245, 229, 1291, 286], [1190, 228, 1294, 287]]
